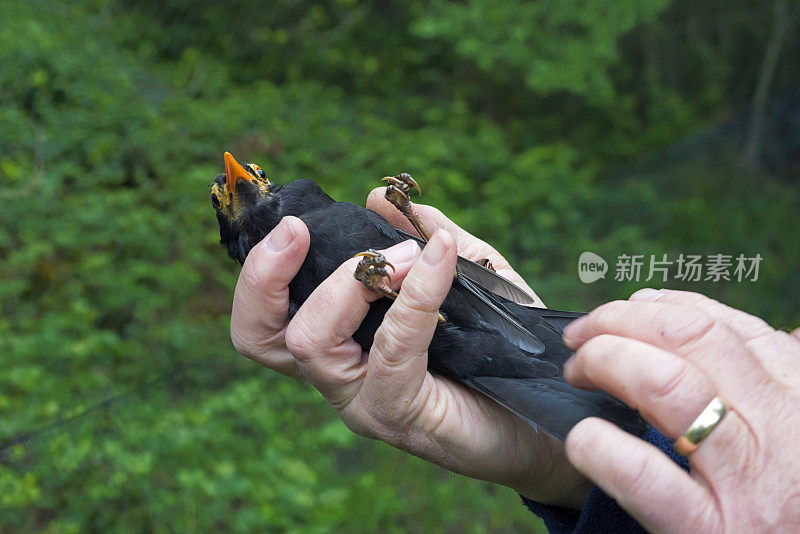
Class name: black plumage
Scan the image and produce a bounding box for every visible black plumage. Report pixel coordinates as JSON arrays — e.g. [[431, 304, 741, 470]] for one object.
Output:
[[211, 154, 645, 440]]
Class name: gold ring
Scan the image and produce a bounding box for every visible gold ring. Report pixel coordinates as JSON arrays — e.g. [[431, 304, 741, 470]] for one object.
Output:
[[673, 396, 727, 456]]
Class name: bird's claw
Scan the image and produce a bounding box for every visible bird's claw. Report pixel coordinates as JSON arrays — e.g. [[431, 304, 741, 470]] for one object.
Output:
[[353, 248, 446, 323], [382, 173, 422, 198], [354, 249, 398, 298], [382, 172, 432, 242]]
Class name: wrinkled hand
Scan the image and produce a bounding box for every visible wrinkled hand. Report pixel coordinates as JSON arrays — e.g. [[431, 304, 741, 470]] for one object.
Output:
[[229, 188, 589, 508], [562, 289, 800, 532], [230, 214, 310, 378]]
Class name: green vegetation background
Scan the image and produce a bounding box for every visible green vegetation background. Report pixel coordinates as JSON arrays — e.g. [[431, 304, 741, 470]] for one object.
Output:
[[1, 0, 798, 531]]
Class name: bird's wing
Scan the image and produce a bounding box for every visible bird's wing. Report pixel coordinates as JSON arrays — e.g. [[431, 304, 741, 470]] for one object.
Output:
[[394, 229, 539, 307], [456, 274, 546, 354], [396, 228, 587, 354], [523, 308, 586, 334], [455, 256, 540, 307], [464, 375, 648, 441]]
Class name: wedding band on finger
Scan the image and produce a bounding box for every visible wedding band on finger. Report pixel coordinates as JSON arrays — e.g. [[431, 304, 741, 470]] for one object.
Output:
[[673, 396, 728, 456]]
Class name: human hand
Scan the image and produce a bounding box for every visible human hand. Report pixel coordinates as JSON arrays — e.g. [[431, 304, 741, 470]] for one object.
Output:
[[227, 186, 545, 373], [228, 189, 545, 378], [562, 289, 800, 532], [229, 215, 310, 378], [280, 191, 589, 509]]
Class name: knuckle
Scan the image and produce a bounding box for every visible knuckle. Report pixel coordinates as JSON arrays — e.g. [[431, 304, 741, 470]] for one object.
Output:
[[728, 312, 774, 343], [398, 275, 439, 313], [579, 334, 620, 367], [718, 409, 763, 475], [345, 400, 399, 441], [366, 187, 385, 207], [339, 406, 380, 440], [459, 239, 492, 261], [639, 358, 694, 402], [587, 300, 628, 332], [373, 319, 420, 365], [284, 318, 317, 360], [238, 248, 271, 291], [230, 320, 271, 360], [610, 450, 651, 496], [658, 306, 715, 350], [341, 256, 362, 272], [663, 290, 713, 305], [231, 334, 255, 359]]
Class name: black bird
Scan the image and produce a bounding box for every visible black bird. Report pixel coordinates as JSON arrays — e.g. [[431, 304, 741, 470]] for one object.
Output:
[[211, 152, 645, 440]]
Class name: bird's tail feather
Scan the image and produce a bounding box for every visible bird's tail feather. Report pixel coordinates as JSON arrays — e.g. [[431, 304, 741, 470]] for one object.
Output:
[[465, 375, 647, 441]]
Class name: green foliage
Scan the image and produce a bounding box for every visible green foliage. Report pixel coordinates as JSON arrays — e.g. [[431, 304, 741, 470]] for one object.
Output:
[[412, 0, 670, 101], [1, 0, 798, 531]]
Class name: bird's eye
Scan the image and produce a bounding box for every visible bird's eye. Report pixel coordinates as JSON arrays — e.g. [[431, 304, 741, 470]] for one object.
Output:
[[211, 194, 220, 209], [257, 168, 265, 179]]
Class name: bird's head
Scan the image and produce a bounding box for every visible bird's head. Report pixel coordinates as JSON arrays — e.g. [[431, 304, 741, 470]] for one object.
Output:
[[211, 151, 275, 263], [211, 151, 272, 221]]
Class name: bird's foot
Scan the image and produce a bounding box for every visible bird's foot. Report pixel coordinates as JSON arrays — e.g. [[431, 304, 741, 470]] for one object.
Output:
[[382, 173, 432, 242], [382, 172, 461, 282], [353, 249, 446, 323], [353, 249, 398, 300]]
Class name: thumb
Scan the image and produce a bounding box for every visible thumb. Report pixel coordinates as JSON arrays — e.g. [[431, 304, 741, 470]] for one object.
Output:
[[230, 216, 310, 374]]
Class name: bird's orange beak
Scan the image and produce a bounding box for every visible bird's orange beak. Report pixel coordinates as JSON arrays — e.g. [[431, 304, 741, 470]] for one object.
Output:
[[224, 151, 253, 195]]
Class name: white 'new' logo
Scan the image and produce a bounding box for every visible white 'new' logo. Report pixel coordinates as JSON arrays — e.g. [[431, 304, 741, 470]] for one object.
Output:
[[578, 252, 608, 283]]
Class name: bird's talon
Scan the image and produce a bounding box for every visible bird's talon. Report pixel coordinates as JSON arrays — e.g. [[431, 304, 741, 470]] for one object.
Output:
[[397, 172, 422, 196], [353, 248, 447, 323], [382, 172, 432, 242], [382, 173, 422, 197], [354, 249, 399, 300]]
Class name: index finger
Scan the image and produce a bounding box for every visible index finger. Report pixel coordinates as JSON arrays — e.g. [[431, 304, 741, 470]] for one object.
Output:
[[562, 300, 776, 407], [630, 289, 800, 388], [360, 231, 457, 422], [285, 240, 420, 407]]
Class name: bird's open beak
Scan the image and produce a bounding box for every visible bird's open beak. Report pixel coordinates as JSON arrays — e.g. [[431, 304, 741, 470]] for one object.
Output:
[[224, 151, 253, 194]]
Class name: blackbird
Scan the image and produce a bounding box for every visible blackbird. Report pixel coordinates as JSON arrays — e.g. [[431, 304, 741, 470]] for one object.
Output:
[[211, 152, 645, 440]]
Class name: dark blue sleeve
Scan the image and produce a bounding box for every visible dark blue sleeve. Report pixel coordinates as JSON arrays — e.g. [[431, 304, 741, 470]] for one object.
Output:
[[522, 426, 690, 533]]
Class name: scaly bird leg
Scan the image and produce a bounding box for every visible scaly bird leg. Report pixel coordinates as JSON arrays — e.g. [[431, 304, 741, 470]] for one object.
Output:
[[353, 249, 446, 323], [382, 173, 431, 242], [382, 173, 460, 281]]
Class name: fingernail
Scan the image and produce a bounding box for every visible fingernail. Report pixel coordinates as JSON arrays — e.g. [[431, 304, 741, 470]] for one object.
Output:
[[265, 218, 296, 252], [383, 240, 420, 265], [421, 231, 449, 266], [630, 288, 665, 302], [562, 316, 586, 347]]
